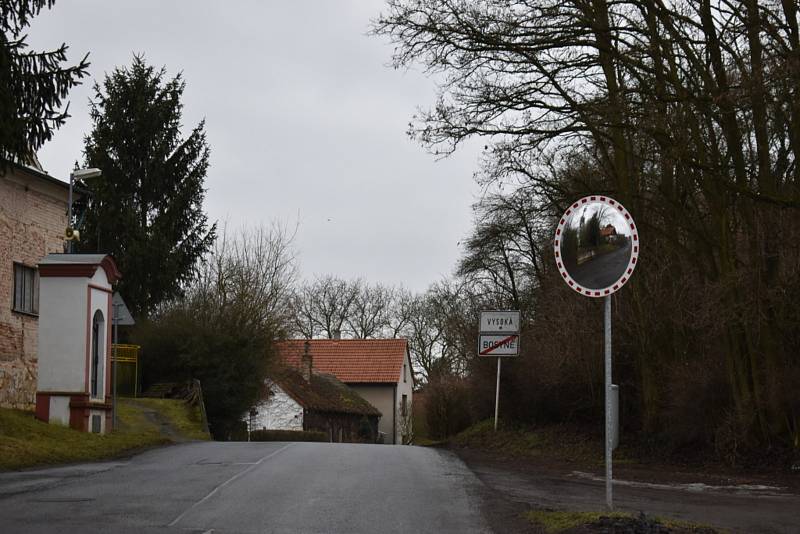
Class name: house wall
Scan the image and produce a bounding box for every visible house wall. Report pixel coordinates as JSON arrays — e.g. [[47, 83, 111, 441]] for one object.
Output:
[[249, 383, 303, 431], [397, 350, 414, 443], [0, 168, 68, 408], [350, 350, 414, 445], [349, 384, 396, 443]]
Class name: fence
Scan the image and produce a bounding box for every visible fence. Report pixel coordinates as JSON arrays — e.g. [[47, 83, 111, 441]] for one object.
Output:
[[111, 344, 140, 397]]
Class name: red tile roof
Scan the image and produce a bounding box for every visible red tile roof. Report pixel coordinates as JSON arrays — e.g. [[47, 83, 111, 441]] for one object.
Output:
[[276, 339, 408, 384]]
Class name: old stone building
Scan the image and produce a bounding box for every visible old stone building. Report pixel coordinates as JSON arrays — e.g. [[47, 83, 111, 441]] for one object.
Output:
[[249, 365, 381, 443], [0, 161, 70, 408]]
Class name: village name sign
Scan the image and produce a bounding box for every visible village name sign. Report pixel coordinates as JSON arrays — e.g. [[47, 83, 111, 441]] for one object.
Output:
[[478, 310, 520, 431], [478, 310, 520, 356]]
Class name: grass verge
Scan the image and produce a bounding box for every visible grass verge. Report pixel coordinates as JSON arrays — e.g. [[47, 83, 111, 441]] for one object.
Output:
[[0, 398, 207, 471], [525, 510, 720, 533], [450, 419, 605, 465]]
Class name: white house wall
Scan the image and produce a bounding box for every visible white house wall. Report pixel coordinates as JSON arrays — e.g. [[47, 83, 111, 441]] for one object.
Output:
[[396, 350, 414, 442], [37, 277, 87, 392], [250, 383, 303, 431]]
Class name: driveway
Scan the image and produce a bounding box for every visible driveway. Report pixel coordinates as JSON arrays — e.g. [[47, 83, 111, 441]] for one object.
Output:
[[0, 442, 490, 534]]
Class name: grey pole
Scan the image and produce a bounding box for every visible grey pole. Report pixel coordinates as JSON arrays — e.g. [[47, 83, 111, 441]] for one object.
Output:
[[494, 357, 501, 431], [113, 305, 119, 430], [604, 295, 613, 509]]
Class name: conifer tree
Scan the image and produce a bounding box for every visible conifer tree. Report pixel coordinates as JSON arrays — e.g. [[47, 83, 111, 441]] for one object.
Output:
[[79, 56, 215, 318], [0, 0, 89, 165]]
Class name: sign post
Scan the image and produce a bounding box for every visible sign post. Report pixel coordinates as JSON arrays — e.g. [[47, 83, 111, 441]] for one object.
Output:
[[478, 310, 520, 431], [111, 293, 135, 430], [553, 195, 639, 510]]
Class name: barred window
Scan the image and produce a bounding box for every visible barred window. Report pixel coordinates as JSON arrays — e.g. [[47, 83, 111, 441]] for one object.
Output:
[[13, 263, 38, 315]]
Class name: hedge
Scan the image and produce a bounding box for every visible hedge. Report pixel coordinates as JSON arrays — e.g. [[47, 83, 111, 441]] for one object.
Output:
[[249, 429, 327, 442]]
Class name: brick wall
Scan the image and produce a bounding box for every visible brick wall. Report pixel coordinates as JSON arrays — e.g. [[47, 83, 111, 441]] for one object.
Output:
[[0, 167, 69, 408]]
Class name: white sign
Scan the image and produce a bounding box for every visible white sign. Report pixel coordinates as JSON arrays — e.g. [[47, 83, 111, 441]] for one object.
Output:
[[479, 310, 520, 334], [112, 293, 135, 326], [478, 334, 519, 356]]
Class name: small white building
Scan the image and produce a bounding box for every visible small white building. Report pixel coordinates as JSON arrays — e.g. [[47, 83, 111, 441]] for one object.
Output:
[[34, 254, 121, 433], [250, 378, 303, 431]]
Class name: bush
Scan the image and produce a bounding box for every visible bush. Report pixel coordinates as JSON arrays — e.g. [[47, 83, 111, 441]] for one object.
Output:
[[425, 376, 473, 440], [249, 429, 327, 442]]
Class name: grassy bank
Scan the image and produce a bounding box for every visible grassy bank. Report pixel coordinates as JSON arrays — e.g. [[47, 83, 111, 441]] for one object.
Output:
[[123, 398, 209, 441], [0, 398, 207, 471], [449, 419, 606, 466]]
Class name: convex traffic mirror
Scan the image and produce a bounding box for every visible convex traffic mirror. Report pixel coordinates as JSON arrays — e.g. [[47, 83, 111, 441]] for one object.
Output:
[[554, 196, 639, 297]]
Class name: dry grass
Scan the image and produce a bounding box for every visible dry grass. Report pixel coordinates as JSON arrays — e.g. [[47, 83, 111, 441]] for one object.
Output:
[[450, 419, 606, 465], [123, 398, 209, 441]]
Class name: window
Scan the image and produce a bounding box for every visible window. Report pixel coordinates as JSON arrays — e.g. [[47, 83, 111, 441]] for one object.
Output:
[[401, 394, 408, 417], [403, 363, 407, 383], [13, 263, 39, 315]]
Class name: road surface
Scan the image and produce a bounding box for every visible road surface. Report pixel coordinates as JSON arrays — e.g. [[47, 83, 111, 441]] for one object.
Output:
[[570, 240, 632, 289], [0, 442, 490, 534]]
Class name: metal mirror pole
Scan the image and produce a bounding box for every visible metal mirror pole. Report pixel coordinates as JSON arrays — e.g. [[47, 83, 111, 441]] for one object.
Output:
[[604, 294, 613, 510], [494, 357, 501, 431]]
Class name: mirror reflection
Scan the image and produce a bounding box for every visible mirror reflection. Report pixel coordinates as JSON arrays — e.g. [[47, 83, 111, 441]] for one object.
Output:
[[560, 202, 633, 289]]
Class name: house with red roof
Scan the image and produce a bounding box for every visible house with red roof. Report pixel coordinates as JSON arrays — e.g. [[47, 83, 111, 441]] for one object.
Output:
[[276, 339, 414, 444], [248, 362, 382, 443]]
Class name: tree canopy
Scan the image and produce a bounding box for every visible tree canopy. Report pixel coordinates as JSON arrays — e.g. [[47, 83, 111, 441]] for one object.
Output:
[[79, 56, 216, 318], [375, 0, 800, 459], [0, 0, 89, 165]]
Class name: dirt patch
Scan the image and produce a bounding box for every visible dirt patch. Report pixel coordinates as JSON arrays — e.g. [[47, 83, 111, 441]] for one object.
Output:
[[121, 400, 188, 442]]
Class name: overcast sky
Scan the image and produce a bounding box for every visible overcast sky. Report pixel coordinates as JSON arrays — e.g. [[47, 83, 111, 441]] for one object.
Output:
[[27, 1, 483, 292]]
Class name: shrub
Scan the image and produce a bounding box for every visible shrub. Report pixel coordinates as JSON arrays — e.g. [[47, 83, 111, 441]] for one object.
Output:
[[249, 429, 327, 442]]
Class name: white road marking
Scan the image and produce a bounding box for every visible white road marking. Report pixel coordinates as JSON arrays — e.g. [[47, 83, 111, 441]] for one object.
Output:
[[168, 443, 295, 527]]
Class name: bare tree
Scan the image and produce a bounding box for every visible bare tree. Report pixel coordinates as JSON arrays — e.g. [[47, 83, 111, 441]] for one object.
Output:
[[192, 222, 298, 335], [374, 0, 800, 452], [346, 283, 395, 339], [291, 276, 360, 339]]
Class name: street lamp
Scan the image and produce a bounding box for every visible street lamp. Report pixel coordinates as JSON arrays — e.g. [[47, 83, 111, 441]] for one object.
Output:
[[67, 168, 101, 253]]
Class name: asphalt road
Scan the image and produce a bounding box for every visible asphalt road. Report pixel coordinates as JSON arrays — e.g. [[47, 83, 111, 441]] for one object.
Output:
[[570, 240, 632, 289], [0, 442, 490, 534]]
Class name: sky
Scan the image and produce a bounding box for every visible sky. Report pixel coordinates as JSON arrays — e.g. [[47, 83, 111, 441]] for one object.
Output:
[[26, 1, 483, 292]]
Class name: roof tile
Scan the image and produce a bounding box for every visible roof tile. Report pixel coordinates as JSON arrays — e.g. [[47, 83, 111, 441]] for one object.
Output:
[[276, 339, 408, 384]]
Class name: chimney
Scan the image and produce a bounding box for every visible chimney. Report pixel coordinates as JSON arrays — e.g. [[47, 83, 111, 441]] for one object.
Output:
[[301, 341, 313, 382], [332, 329, 341, 340]]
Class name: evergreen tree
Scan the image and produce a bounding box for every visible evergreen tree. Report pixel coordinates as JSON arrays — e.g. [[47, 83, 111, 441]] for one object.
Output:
[[0, 0, 89, 165], [79, 56, 216, 318]]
